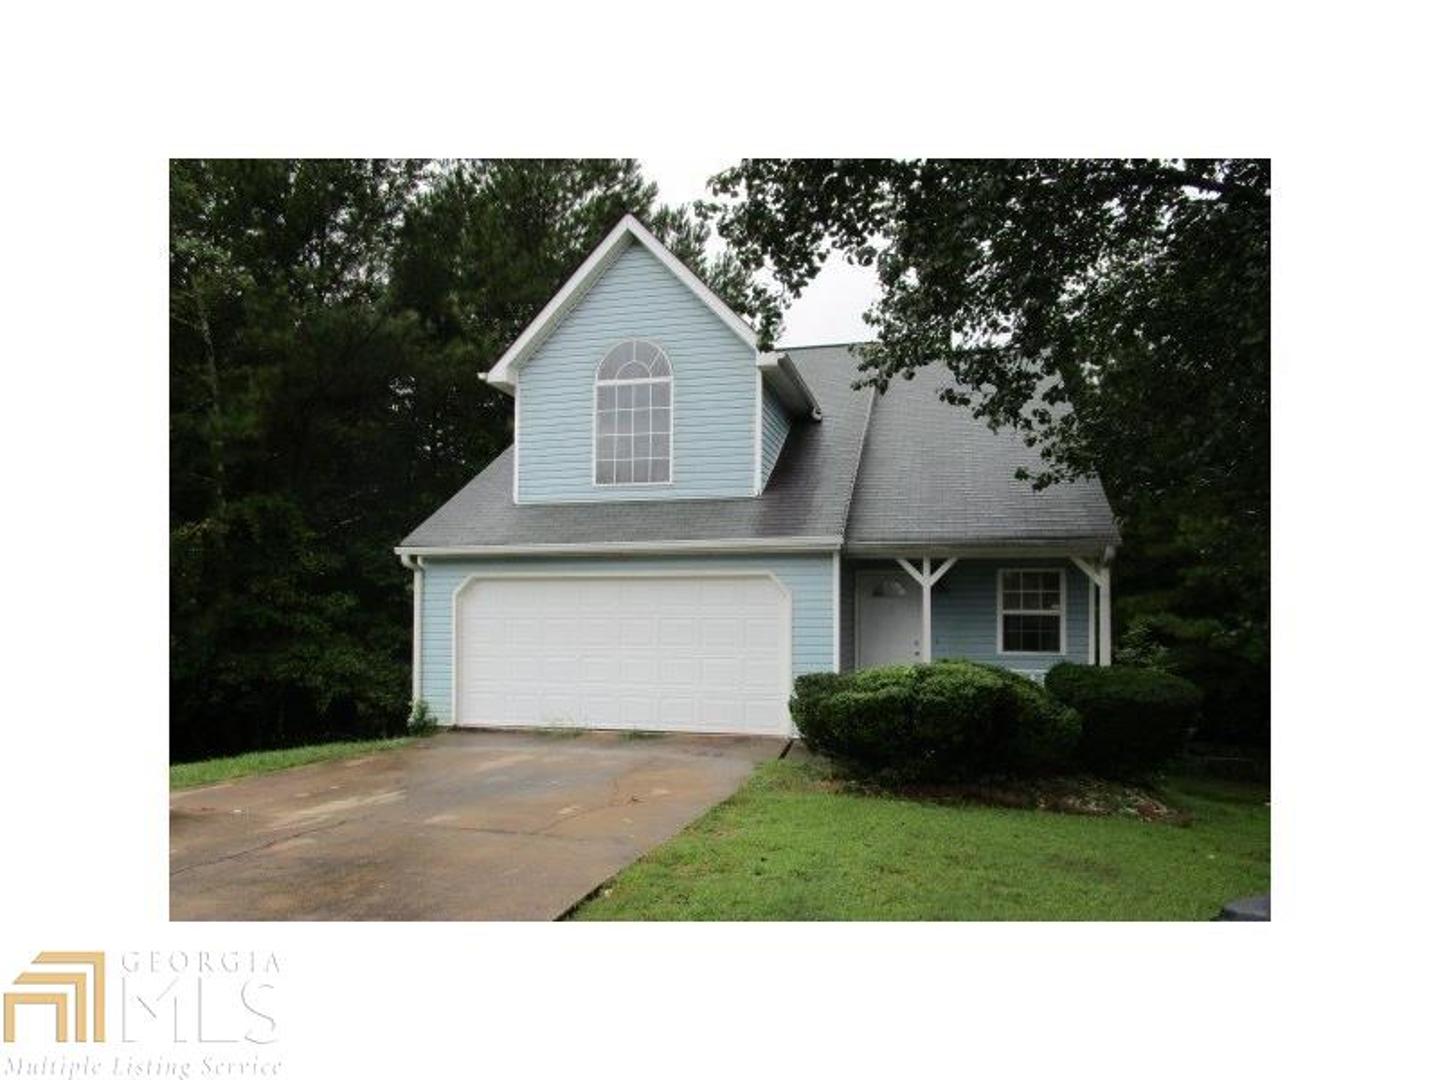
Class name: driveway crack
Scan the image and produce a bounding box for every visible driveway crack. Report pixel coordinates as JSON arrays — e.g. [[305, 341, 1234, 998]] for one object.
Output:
[[535, 764, 646, 835], [170, 819, 350, 876]]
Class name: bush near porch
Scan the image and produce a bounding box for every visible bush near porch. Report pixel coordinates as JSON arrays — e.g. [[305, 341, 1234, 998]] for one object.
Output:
[[1045, 663, 1201, 776], [791, 660, 1081, 781], [792, 659, 1200, 780]]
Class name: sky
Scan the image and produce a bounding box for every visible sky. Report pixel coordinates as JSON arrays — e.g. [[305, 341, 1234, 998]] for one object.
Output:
[[643, 158, 881, 347]]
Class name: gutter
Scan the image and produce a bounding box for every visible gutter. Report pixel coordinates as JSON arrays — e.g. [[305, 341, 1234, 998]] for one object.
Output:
[[393, 535, 844, 558], [758, 351, 823, 420], [842, 538, 1122, 558], [398, 553, 424, 703]]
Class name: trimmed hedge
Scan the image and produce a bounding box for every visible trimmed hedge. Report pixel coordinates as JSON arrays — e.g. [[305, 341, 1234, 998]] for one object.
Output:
[[1044, 663, 1202, 774], [791, 660, 1080, 781]]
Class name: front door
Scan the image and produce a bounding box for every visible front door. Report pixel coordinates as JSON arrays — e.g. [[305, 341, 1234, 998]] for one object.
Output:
[[856, 569, 922, 667]]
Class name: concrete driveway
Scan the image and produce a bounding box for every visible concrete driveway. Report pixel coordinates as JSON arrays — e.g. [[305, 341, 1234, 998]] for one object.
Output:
[[170, 730, 784, 921]]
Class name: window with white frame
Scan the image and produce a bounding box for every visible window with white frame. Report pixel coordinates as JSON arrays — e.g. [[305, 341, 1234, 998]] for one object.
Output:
[[594, 339, 672, 485], [998, 569, 1064, 653]]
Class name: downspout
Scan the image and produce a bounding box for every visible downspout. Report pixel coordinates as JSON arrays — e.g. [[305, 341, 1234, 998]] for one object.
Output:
[[399, 553, 424, 703]]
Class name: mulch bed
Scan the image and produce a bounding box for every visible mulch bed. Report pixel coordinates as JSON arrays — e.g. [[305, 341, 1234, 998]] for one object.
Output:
[[840, 774, 1191, 824]]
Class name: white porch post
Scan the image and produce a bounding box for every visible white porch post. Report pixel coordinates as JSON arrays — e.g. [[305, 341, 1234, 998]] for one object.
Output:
[[921, 557, 932, 662], [1098, 564, 1112, 666], [1069, 554, 1113, 667], [400, 554, 424, 700], [897, 556, 957, 663]]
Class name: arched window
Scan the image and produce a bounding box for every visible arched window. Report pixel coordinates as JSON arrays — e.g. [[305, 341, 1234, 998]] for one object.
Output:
[[594, 340, 672, 484]]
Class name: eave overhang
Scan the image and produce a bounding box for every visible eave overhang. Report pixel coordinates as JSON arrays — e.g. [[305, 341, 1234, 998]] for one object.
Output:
[[484, 213, 759, 396]]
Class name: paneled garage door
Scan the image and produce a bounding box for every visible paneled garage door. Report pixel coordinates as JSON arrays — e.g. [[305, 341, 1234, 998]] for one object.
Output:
[[454, 574, 792, 735]]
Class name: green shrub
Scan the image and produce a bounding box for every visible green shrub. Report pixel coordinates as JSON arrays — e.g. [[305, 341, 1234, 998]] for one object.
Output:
[[1044, 663, 1201, 775], [1011, 681, 1083, 771], [791, 659, 1079, 780], [407, 699, 438, 736], [790, 672, 850, 745], [811, 686, 913, 772]]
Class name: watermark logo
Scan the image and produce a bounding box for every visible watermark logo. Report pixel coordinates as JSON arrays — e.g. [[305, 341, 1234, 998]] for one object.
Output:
[[3, 952, 105, 1044], [3, 947, 281, 1080]]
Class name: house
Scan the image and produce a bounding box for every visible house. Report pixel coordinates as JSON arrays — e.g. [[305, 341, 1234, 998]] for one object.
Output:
[[396, 214, 1120, 736]]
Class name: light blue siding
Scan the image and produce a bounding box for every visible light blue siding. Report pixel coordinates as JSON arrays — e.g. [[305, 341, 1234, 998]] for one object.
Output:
[[516, 243, 757, 502], [842, 557, 1089, 674], [416, 553, 834, 723], [930, 560, 1090, 673], [759, 385, 790, 488]]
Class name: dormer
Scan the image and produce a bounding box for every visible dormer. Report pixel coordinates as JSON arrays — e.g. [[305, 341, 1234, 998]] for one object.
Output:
[[485, 214, 820, 505]]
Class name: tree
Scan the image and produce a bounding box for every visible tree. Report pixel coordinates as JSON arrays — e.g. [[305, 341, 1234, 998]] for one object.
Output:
[[707, 159, 1270, 739]]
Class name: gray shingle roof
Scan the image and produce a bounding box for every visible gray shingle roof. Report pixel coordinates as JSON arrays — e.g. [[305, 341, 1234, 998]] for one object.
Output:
[[845, 359, 1120, 550], [399, 344, 1119, 552]]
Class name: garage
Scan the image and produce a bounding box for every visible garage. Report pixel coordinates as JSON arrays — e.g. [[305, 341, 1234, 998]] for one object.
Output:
[[453, 573, 792, 735]]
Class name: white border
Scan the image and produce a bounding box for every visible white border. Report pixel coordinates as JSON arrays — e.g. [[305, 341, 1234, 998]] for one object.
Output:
[[396, 536, 843, 557], [449, 570, 794, 735], [995, 567, 1068, 657]]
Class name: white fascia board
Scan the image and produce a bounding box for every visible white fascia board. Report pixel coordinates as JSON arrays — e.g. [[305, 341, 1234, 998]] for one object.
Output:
[[758, 351, 823, 419], [485, 214, 758, 393], [395, 535, 842, 558], [844, 540, 1117, 559]]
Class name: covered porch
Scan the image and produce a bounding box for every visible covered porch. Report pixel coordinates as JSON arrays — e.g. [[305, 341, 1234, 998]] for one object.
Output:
[[838, 548, 1114, 677]]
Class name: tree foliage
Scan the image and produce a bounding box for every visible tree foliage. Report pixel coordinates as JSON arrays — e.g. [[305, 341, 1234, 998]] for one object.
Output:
[[707, 159, 1270, 740], [170, 159, 743, 760]]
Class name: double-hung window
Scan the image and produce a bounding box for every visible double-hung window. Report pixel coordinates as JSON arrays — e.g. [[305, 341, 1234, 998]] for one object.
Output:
[[594, 339, 672, 485], [998, 569, 1065, 654]]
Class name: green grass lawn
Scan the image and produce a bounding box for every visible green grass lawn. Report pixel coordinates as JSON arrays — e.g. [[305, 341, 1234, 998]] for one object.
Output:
[[169, 737, 414, 790], [572, 761, 1269, 920]]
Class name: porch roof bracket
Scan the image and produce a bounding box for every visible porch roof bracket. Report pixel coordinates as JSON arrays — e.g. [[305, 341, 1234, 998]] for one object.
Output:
[[897, 557, 927, 587], [1070, 555, 1104, 588], [895, 556, 960, 665]]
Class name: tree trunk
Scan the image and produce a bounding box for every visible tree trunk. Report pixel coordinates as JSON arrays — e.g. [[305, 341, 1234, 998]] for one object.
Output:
[[191, 280, 227, 515]]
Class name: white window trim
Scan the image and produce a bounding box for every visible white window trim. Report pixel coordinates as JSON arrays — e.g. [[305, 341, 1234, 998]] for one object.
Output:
[[591, 339, 675, 488], [995, 567, 1068, 656]]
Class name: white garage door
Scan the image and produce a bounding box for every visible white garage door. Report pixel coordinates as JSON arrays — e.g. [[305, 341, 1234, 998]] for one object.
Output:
[[454, 574, 791, 735]]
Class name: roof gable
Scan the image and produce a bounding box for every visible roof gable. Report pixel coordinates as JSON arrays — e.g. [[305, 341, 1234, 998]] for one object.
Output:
[[486, 214, 757, 393]]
